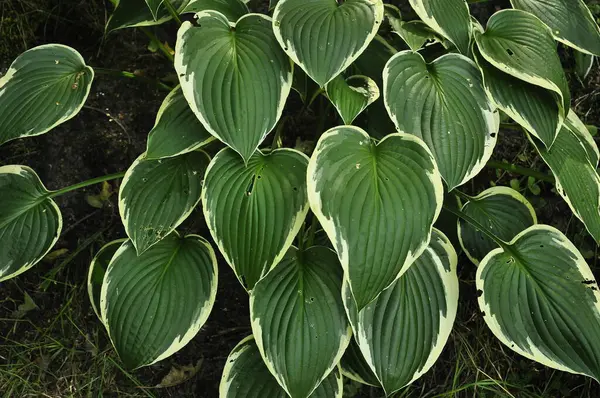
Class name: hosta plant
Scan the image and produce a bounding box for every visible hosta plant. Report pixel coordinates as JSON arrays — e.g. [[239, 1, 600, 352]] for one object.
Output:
[[2, 0, 600, 395]]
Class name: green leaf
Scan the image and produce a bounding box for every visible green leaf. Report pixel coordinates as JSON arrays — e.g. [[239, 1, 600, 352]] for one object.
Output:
[[145, 0, 163, 19], [325, 75, 380, 125], [575, 50, 595, 80], [107, 0, 187, 31], [292, 67, 321, 104], [146, 86, 215, 159], [383, 52, 499, 189], [220, 336, 343, 398], [250, 246, 351, 398], [307, 126, 444, 309], [343, 229, 459, 395], [510, 0, 600, 56], [88, 239, 126, 320], [474, 9, 570, 112], [100, 233, 218, 369], [272, 0, 384, 86], [458, 187, 537, 265], [393, 20, 439, 51], [408, 0, 471, 54], [175, 12, 292, 161], [202, 148, 309, 290], [0, 166, 62, 282], [119, 151, 210, 254], [473, 47, 561, 148], [534, 111, 600, 243], [0, 44, 93, 146], [477, 225, 600, 380], [352, 36, 397, 140], [181, 0, 249, 21], [340, 339, 380, 387]]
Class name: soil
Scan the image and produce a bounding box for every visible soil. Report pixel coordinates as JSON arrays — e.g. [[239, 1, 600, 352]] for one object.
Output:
[[1, 0, 600, 397]]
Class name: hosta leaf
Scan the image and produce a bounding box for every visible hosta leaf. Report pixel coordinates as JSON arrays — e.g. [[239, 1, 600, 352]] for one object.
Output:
[[0, 44, 93, 146], [458, 187, 537, 265], [477, 225, 600, 380], [408, 0, 471, 54], [181, 0, 249, 21], [145, 0, 163, 19], [510, 0, 600, 56], [107, 0, 187, 31], [250, 246, 351, 398], [352, 36, 397, 139], [383, 52, 498, 189], [473, 47, 561, 148], [100, 233, 217, 369], [175, 12, 292, 161], [87, 239, 126, 320], [202, 148, 309, 290], [146, 86, 215, 159], [575, 51, 595, 80], [325, 75, 380, 125], [393, 20, 438, 51], [220, 336, 343, 398], [343, 229, 459, 395], [307, 126, 443, 309], [0, 166, 62, 281], [272, 0, 384, 86], [474, 9, 570, 112], [534, 111, 600, 242], [340, 339, 380, 387], [119, 151, 210, 254]]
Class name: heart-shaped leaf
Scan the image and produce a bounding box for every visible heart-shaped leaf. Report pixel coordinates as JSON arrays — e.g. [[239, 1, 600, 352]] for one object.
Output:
[[88, 239, 126, 320], [181, 0, 249, 21], [220, 336, 343, 398], [100, 233, 218, 369], [202, 147, 309, 290], [534, 111, 600, 243], [474, 9, 570, 112], [392, 20, 439, 51], [107, 0, 187, 31], [408, 0, 471, 54], [307, 126, 444, 309], [326, 75, 380, 125], [250, 246, 351, 398], [119, 151, 210, 254], [352, 35, 398, 139], [0, 166, 62, 282], [343, 228, 459, 395], [458, 187, 537, 265], [175, 12, 292, 161], [272, 0, 384, 86], [473, 47, 561, 148], [145, 0, 163, 19], [477, 225, 600, 380], [146, 86, 215, 159], [339, 339, 380, 387], [383, 52, 498, 189], [511, 0, 600, 56], [0, 44, 93, 146]]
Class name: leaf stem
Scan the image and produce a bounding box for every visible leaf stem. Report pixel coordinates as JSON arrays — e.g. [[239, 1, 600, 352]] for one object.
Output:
[[139, 27, 174, 62], [162, 0, 182, 26], [271, 116, 289, 150], [442, 205, 511, 251], [305, 214, 319, 248], [93, 67, 172, 91], [48, 171, 126, 198], [485, 160, 555, 183]]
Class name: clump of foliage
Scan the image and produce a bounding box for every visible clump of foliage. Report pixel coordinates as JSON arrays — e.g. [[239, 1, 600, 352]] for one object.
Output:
[[2, 0, 600, 396]]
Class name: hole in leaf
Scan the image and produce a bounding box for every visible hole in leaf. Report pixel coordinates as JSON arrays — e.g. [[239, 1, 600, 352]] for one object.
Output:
[[490, 133, 497, 138], [582, 280, 595, 285], [476, 289, 483, 297], [246, 178, 255, 196], [506, 48, 514, 56], [292, 187, 298, 192]]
